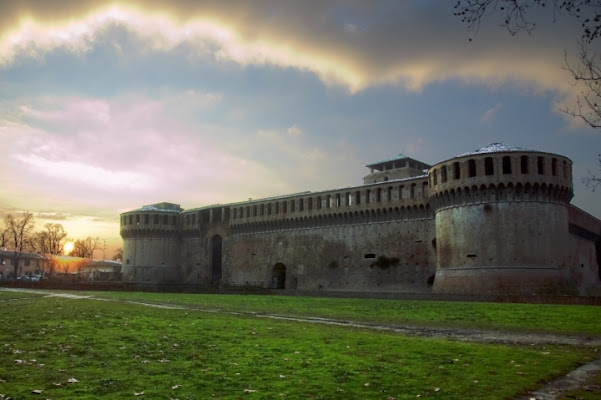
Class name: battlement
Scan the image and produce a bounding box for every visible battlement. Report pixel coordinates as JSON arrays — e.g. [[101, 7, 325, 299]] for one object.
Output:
[[428, 144, 572, 203], [119, 143, 600, 296]]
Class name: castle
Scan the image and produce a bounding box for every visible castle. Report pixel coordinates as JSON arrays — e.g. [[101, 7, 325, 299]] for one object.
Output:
[[120, 143, 601, 296]]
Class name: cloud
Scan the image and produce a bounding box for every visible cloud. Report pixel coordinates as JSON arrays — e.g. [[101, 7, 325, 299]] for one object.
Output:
[[481, 103, 503, 124], [287, 124, 303, 137], [36, 212, 71, 221], [14, 153, 154, 191], [0, 1, 586, 97], [0, 91, 303, 213]]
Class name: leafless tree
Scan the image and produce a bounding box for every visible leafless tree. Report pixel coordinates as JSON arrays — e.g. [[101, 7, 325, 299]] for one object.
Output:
[[454, 1, 601, 42], [3, 212, 35, 278], [0, 228, 7, 250], [70, 236, 101, 259], [583, 154, 601, 190], [45, 256, 59, 278], [562, 43, 601, 129], [454, 0, 601, 185], [112, 247, 123, 262], [32, 223, 70, 255]]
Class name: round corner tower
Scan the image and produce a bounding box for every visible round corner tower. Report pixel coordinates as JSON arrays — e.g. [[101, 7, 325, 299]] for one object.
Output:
[[120, 202, 183, 283], [428, 143, 575, 295]]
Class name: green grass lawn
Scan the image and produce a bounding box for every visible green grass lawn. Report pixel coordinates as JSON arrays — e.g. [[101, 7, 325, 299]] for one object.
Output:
[[80, 290, 601, 336], [0, 290, 598, 399]]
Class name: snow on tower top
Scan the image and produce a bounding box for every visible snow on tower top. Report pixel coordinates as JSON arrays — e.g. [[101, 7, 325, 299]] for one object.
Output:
[[458, 143, 532, 157], [133, 202, 183, 213]]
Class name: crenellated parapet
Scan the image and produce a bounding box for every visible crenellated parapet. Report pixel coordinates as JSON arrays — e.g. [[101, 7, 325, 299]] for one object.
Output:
[[429, 144, 576, 295], [117, 143, 599, 295], [120, 202, 182, 238], [179, 205, 230, 238], [120, 202, 184, 283], [229, 177, 431, 234], [230, 203, 432, 235], [428, 144, 573, 211], [429, 181, 573, 211]]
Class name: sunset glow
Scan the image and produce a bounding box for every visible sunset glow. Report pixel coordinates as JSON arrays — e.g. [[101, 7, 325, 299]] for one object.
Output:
[[64, 242, 74, 255]]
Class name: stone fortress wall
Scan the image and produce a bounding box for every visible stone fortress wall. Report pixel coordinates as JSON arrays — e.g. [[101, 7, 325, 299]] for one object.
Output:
[[120, 144, 601, 296]]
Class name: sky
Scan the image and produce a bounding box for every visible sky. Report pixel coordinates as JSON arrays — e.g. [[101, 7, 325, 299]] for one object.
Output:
[[0, 0, 599, 258]]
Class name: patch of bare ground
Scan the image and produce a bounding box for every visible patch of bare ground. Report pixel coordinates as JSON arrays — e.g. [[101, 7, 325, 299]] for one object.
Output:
[[515, 357, 601, 400]]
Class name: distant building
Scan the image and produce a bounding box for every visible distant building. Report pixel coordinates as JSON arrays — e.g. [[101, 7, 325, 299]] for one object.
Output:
[[0, 252, 122, 281], [120, 144, 601, 296], [364, 154, 431, 183], [0, 250, 48, 279], [79, 260, 122, 281]]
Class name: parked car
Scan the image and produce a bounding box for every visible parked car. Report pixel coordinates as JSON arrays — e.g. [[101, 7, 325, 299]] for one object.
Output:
[[17, 275, 31, 281]]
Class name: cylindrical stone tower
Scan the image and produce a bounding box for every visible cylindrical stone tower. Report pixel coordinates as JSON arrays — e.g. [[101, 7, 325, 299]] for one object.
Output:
[[120, 203, 183, 283], [428, 143, 575, 295]]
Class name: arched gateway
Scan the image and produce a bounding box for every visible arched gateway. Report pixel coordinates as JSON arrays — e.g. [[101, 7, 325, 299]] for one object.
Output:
[[272, 263, 286, 289]]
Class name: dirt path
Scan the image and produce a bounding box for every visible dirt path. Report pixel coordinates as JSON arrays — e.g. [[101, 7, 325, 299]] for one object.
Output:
[[3, 288, 600, 399]]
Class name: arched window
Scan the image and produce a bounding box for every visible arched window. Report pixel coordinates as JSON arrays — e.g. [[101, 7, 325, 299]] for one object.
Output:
[[485, 157, 494, 175], [365, 190, 371, 204], [453, 162, 460, 179], [441, 165, 448, 183], [537, 157, 545, 175], [468, 159, 477, 177], [502, 156, 511, 174], [552, 158, 558, 176], [521, 156, 529, 174]]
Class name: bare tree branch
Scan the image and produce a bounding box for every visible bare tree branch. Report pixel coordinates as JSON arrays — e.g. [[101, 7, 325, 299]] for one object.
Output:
[[454, 1, 601, 190], [454, 0, 601, 42], [71, 236, 101, 259], [562, 43, 601, 129], [583, 154, 601, 191], [3, 212, 35, 278], [32, 223, 70, 255]]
